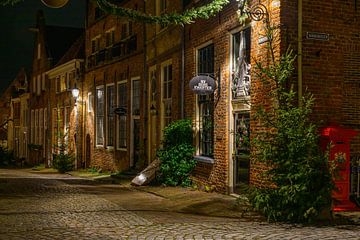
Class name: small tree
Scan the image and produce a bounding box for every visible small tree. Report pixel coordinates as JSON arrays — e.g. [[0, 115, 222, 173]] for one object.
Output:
[[249, 24, 334, 223], [157, 119, 196, 187]]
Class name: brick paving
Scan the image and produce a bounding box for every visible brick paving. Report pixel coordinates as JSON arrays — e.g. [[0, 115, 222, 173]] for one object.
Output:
[[0, 169, 359, 239]]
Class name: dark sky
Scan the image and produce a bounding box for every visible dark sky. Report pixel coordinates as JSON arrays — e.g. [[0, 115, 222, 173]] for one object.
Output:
[[0, 0, 86, 93]]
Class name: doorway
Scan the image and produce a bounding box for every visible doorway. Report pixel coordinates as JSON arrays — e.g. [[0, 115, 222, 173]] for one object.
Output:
[[233, 112, 250, 193]]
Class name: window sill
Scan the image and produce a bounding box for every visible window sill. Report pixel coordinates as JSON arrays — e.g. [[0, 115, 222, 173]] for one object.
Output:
[[194, 155, 214, 164]]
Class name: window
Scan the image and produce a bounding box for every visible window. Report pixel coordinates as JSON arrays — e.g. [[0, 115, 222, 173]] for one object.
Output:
[[105, 29, 115, 47], [37, 75, 41, 95], [88, 92, 93, 112], [56, 76, 60, 93], [59, 107, 64, 150], [44, 108, 47, 157], [35, 109, 38, 144], [32, 77, 36, 93], [162, 63, 172, 127], [232, 28, 251, 98], [156, 0, 167, 31], [52, 108, 58, 153], [65, 106, 70, 153], [39, 109, 43, 148], [96, 86, 104, 146], [121, 22, 133, 40], [91, 36, 101, 53], [106, 85, 115, 147], [31, 110, 34, 143], [132, 79, 140, 115], [37, 43, 41, 59], [197, 44, 214, 157], [117, 82, 127, 149], [42, 73, 46, 91], [13, 102, 20, 120]]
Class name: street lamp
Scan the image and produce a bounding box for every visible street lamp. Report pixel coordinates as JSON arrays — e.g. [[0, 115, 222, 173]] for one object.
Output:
[[72, 85, 80, 106], [238, 0, 269, 22], [41, 0, 69, 8]]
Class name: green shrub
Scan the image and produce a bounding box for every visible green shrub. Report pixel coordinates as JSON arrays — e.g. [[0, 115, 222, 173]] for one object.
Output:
[[157, 119, 196, 187], [162, 118, 193, 148], [53, 153, 74, 173]]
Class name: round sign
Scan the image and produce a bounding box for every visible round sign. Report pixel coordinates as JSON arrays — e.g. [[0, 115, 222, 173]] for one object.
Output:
[[189, 75, 216, 95]]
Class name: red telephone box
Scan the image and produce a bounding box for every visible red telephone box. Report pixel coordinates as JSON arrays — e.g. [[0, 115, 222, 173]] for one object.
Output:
[[320, 126, 359, 211]]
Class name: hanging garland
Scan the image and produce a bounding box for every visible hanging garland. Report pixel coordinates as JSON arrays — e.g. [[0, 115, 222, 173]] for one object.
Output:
[[95, 0, 230, 26], [0, 0, 23, 6]]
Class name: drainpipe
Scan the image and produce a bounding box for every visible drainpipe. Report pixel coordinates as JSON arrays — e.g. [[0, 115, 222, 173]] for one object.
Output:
[[298, 0, 303, 106], [143, 0, 148, 164], [180, 0, 186, 119]]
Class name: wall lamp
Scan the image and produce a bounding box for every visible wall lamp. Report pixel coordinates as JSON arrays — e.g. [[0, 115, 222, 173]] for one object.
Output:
[[238, 0, 269, 22], [72, 85, 80, 105], [150, 104, 157, 116]]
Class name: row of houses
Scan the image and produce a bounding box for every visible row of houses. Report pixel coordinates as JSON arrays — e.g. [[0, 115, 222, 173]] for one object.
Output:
[[1, 0, 360, 196]]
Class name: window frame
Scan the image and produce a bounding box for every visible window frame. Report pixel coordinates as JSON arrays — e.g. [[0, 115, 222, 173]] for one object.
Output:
[[106, 83, 115, 148], [161, 60, 172, 131], [195, 42, 215, 158], [95, 85, 105, 147], [117, 80, 128, 150]]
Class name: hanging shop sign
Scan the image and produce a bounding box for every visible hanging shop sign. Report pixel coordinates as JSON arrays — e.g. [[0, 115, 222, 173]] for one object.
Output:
[[189, 75, 216, 95]]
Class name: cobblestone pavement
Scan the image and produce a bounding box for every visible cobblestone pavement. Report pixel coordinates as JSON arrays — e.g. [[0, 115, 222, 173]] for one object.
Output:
[[0, 169, 359, 240]]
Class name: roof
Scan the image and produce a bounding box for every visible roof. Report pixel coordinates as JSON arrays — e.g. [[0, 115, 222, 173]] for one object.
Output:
[[44, 25, 84, 66], [55, 33, 85, 67]]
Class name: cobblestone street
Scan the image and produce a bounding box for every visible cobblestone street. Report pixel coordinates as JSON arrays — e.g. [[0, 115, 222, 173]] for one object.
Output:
[[0, 169, 359, 239]]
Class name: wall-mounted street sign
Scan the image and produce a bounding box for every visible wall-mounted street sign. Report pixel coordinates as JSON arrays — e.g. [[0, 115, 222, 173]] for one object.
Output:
[[258, 36, 270, 45], [114, 107, 127, 116], [306, 32, 330, 41], [189, 75, 216, 95]]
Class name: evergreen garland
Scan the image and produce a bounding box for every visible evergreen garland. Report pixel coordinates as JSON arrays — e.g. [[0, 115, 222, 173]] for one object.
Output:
[[0, 0, 230, 26], [96, 0, 230, 26], [0, 0, 23, 6]]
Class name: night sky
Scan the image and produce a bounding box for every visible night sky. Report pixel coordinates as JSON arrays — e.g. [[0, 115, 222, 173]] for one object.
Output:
[[0, 0, 86, 94]]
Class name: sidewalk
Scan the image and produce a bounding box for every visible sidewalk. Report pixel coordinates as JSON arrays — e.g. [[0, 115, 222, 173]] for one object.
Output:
[[26, 167, 360, 225]]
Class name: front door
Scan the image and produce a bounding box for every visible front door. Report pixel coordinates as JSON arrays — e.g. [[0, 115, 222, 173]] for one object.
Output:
[[233, 112, 250, 193], [132, 119, 140, 168]]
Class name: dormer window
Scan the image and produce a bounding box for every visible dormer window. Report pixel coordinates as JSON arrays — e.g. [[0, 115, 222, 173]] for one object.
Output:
[[121, 22, 133, 40], [105, 29, 115, 47], [91, 36, 101, 53]]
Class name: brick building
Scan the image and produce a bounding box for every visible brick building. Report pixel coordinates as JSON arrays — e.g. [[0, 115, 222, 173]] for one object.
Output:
[[84, 0, 145, 172], [46, 34, 85, 169], [29, 10, 83, 166], [183, 0, 360, 195], [3, 68, 30, 161], [145, 0, 184, 164]]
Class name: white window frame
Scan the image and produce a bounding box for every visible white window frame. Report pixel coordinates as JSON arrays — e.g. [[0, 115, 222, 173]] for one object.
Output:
[[106, 83, 115, 149], [95, 85, 105, 147], [160, 59, 172, 136], [195, 40, 214, 158], [88, 92, 93, 112], [117, 80, 128, 151]]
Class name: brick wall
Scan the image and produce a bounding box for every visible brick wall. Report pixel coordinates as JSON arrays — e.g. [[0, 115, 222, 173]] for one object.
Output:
[[84, 0, 145, 172], [184, 2, 240, 193]]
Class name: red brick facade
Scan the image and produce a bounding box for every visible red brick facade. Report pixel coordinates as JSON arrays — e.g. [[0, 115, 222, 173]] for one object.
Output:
[[2, 1, 359, 196]]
